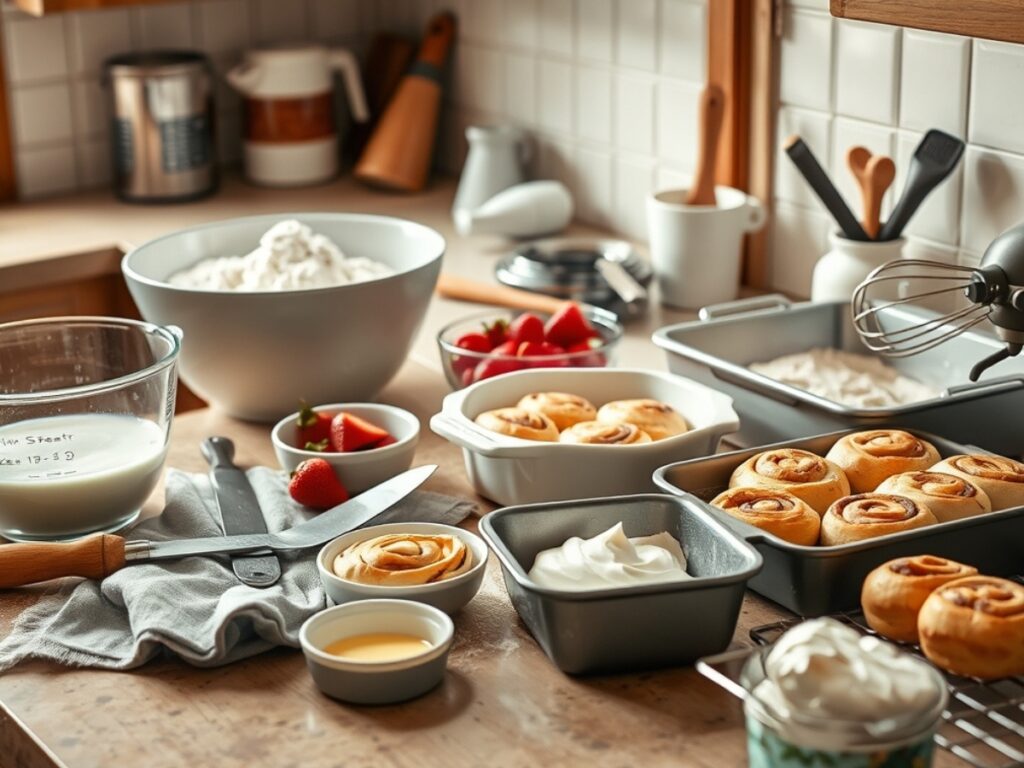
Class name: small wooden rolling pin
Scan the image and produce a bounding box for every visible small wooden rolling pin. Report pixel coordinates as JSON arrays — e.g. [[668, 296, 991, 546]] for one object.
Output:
[[0, 534, 127, 589], [436, 273, 567, 314]]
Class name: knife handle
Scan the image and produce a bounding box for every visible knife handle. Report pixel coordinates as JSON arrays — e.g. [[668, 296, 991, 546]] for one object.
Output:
[[201, 436, 236, 469], [0, 534, 127, 588]]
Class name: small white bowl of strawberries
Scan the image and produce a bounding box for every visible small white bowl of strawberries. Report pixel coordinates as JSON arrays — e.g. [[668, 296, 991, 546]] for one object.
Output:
[[436, 302, 623, 389], [273, 403, 420, 505]]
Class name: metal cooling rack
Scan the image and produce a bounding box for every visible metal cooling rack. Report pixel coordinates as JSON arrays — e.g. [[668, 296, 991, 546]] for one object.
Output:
[[750, 611, 1024, 768]]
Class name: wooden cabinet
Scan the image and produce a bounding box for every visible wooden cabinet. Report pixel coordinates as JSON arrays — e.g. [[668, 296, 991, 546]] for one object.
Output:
[[831, 0, 1024, 45]]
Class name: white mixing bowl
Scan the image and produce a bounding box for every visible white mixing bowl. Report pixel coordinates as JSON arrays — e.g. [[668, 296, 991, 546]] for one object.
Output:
[[122, 213, 444, 421]]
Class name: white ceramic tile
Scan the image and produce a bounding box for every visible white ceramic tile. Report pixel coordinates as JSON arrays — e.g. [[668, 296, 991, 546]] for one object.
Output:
[[834, 20, 900, 124], [775, 106, 832, 211], [779, 8, 832, 111], [614, 154, 656, 240], [11, 84, 74, 147], [540, 0, 573, 56], [893, 130, 962, 246], [504, 0, 539, 50], [458, 45, 505, 114], [616, 0, 656, 71], [76, 137, 111, 188], [575, 66, 611, 144], [900, 239, 961, 314], [656, 79, 700, 168], [615, 73, 654, 154], [135, 3, 194, 49], [504, 53, 537, 125], [463, 0, 503, 43], [537, 135, 577, 191], [970, 39, 1024, 155], [655, 165, 690, 192], [72, 78, 109, 140], [899, 30, 969, 136], [4, 15, 68, 84], [771, 200, 830, 297], [196, 0, 250, 56], [538, 58, 573, 134], [253, 0, 307, 44], [67, 8, 133, 75], [961, 146, 1024, 255], [659, 0, 705, 82], [16, 145, 77, 199], [831, 117, 895, 225], [574, 147, 613, 226], [576, 0, 613, 62], [309, 0, 362, 41]]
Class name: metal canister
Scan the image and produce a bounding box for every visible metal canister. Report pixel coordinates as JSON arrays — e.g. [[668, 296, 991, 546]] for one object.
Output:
[[105, 51, 217, 202]]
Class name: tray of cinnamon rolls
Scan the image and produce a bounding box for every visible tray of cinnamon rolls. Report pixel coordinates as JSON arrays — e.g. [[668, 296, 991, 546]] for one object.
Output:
[[653, 427, 1024, 616]]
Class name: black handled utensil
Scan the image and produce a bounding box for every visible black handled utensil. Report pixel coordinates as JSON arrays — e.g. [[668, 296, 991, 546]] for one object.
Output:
[[877, 129, 965, 241], [785, 135, 870, 241]]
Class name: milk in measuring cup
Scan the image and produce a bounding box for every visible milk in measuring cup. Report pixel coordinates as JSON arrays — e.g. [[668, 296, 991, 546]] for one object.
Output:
[[0, 413, 167, 539]]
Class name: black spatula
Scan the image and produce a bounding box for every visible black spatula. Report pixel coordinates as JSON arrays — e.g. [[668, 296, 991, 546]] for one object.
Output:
[[878, 129, 965, 241]]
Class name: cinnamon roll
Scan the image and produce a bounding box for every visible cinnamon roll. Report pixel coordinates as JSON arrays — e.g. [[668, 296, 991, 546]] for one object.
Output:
[[729, 448, 850, 515], [710, 487, 820, 546], [474, 407, 559, 442], [929, 454, 1024, 511], [861, 555, 979, 643], [517, 391, 597, 431], [558, 420, 652, 445], [875, 472, 992, 523], [819, 493, 937, 546], [595, 399, 688, 441], [918, 575, 1024, 679], [825, 430, 940, 493], [334, 533, 473, 586]]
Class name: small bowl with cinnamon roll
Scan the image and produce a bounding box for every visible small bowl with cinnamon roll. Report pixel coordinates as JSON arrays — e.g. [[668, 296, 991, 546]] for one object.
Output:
[[317, 522, 488, 615]]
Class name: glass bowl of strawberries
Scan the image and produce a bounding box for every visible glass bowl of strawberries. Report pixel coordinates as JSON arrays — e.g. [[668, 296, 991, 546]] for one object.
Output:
[[436, 302, 623, 389]]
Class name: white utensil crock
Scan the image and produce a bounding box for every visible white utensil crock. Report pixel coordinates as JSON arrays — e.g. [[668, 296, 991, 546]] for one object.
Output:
[[452, 125, 530, 234], [811, 232, 906, 304]]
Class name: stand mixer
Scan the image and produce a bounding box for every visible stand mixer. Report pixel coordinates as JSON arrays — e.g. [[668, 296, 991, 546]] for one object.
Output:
[[852, 223, 1024, 382]]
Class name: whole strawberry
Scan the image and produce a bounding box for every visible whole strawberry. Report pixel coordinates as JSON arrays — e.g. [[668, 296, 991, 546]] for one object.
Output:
[[296, 402, 333, 451], [288, 459, 350, 510]]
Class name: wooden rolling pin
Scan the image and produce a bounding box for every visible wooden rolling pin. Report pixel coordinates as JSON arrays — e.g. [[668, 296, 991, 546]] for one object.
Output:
[[0, 534, 126, 588], [435, 273, 567, 314], [846, 146, 896, 239]]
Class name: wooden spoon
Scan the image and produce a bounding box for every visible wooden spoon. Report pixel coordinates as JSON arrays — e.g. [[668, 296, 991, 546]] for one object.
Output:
[[685, 83, 726, 206], [846, 146, 896, 239]]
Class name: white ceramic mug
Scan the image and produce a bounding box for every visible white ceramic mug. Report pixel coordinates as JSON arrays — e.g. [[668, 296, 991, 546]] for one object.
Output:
[[646, 186, 766, 309]]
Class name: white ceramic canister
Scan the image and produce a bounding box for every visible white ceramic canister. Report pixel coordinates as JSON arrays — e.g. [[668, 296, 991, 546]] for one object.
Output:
[[227, 45, 369, 187], [452, 125, 530, 234], [811, 232, 906, 304], [646, 186, 767, 309]]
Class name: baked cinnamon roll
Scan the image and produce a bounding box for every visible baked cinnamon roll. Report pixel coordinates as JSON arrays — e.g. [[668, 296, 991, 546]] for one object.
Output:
[[595, 399, 688, 441], [517, 391, 597, 431], [929, 454, 1024, 511], [729, 448, 850, 515], [861, 555, 979, 643], [819, 493, 937, 545], [825, 430, 940, 493], [474, 407, 559, 441], [875, 471, 992, 523], [334, 533, 473, 586], [710, 487, 820, 546], [918, 575, 1024, 679], [558, 421, 652, 445]]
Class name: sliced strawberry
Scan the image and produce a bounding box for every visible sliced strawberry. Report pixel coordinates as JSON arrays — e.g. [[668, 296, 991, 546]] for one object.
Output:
[[509, 313, 545, 345], [544, 302, 593, 347], [482, 319, 509, 348], [474, 357, 524, 382], [375, 435, 398, 448], [288, 459, 349, 510], [491, 340, 519, 357], [295, 402, 333, 449], [330, 412, 392, 452]]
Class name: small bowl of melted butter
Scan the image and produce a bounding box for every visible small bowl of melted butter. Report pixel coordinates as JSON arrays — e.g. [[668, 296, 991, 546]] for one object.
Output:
[[299, 599, 454, 705]]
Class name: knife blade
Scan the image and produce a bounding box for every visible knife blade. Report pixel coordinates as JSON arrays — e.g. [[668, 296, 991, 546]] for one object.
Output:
[[0, 465, 437, 589], [201, 436, 282, 588]]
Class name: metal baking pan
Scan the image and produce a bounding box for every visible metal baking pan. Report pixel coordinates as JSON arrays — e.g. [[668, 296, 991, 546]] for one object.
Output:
[[652, 429, 1024, 617], [479, 494, 762, 674], [652, 296, 1024, 455]]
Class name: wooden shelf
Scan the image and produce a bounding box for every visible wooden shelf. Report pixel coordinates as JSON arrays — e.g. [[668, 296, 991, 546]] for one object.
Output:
[[831, 0, 1024, 45], [11, 0, 177, 16]]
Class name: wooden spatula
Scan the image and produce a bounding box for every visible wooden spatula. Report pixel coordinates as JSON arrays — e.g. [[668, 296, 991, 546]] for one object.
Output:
[[846, 146, 896, 239], [685, 83, 726, 206]]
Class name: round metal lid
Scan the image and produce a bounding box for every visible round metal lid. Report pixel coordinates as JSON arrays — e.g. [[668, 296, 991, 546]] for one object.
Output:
[[105, 51, 211, 78]]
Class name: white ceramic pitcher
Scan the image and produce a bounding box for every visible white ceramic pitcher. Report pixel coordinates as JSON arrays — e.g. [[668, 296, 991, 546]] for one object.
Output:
[[452, 125, 530, 234]]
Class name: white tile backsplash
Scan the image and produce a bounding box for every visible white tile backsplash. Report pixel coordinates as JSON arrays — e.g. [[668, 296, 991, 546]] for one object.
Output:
[[834, 19, 900, 124], [659, 0, 705, 82], [12, 83, 73, 146], [616, 0, 657, 71], [4, 15, 68, 84], [537, 58, 573, 134], [775, 106, 831, 211], [16, 144, 77, 198], [969, 39, 1024, 156], [504, 53, 537, 125], [66, 8, 134, 75], [779, 8, 833, 112], [961, 146, 1024, 255], [576, 0, 613, 63], [540, 0, 574, 56], [134, 3, 196, 50], [656, 79, 700, 168], [504, 0, 540, 50], [575, 65, 612, 144], [196, 0, 251, 55], [253, 0, 308, 44], [615, 72, 655, 154], [574, 146, 613, 226], [771, 200, 830, 296], [614, 154, 655, 239], [899, 30, 969, 135]]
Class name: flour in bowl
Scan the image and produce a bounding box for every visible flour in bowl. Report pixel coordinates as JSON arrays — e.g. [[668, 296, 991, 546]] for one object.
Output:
[[169, 219, 394, 291]]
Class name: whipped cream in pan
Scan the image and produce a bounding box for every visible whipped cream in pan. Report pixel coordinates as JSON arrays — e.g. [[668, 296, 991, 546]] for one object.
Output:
[[169, 219, 394, 291], [749, 348, 938, 409], [527, 522, 691, 591]]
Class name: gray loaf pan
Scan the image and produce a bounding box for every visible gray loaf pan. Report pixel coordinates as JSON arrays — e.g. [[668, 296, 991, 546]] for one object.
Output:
[[653, 429, 1024, 617], [653, 296, 1024, 456], [479, 494, 763, 675]]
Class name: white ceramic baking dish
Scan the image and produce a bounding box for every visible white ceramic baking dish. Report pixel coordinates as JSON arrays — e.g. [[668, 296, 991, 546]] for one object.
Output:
[[429, 368, 739, 505]]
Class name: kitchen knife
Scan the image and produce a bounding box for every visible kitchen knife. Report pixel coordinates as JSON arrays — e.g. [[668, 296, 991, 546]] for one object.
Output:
[[0, 465, 437, 589], [201, 436, 281, 588]]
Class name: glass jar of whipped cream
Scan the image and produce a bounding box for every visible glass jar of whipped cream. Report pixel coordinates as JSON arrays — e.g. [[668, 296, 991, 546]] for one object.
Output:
[[741, 618, 948, 768]]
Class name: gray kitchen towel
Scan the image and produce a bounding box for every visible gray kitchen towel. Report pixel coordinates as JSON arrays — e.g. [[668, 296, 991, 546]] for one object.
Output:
[[0, 467, 475, 671]]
